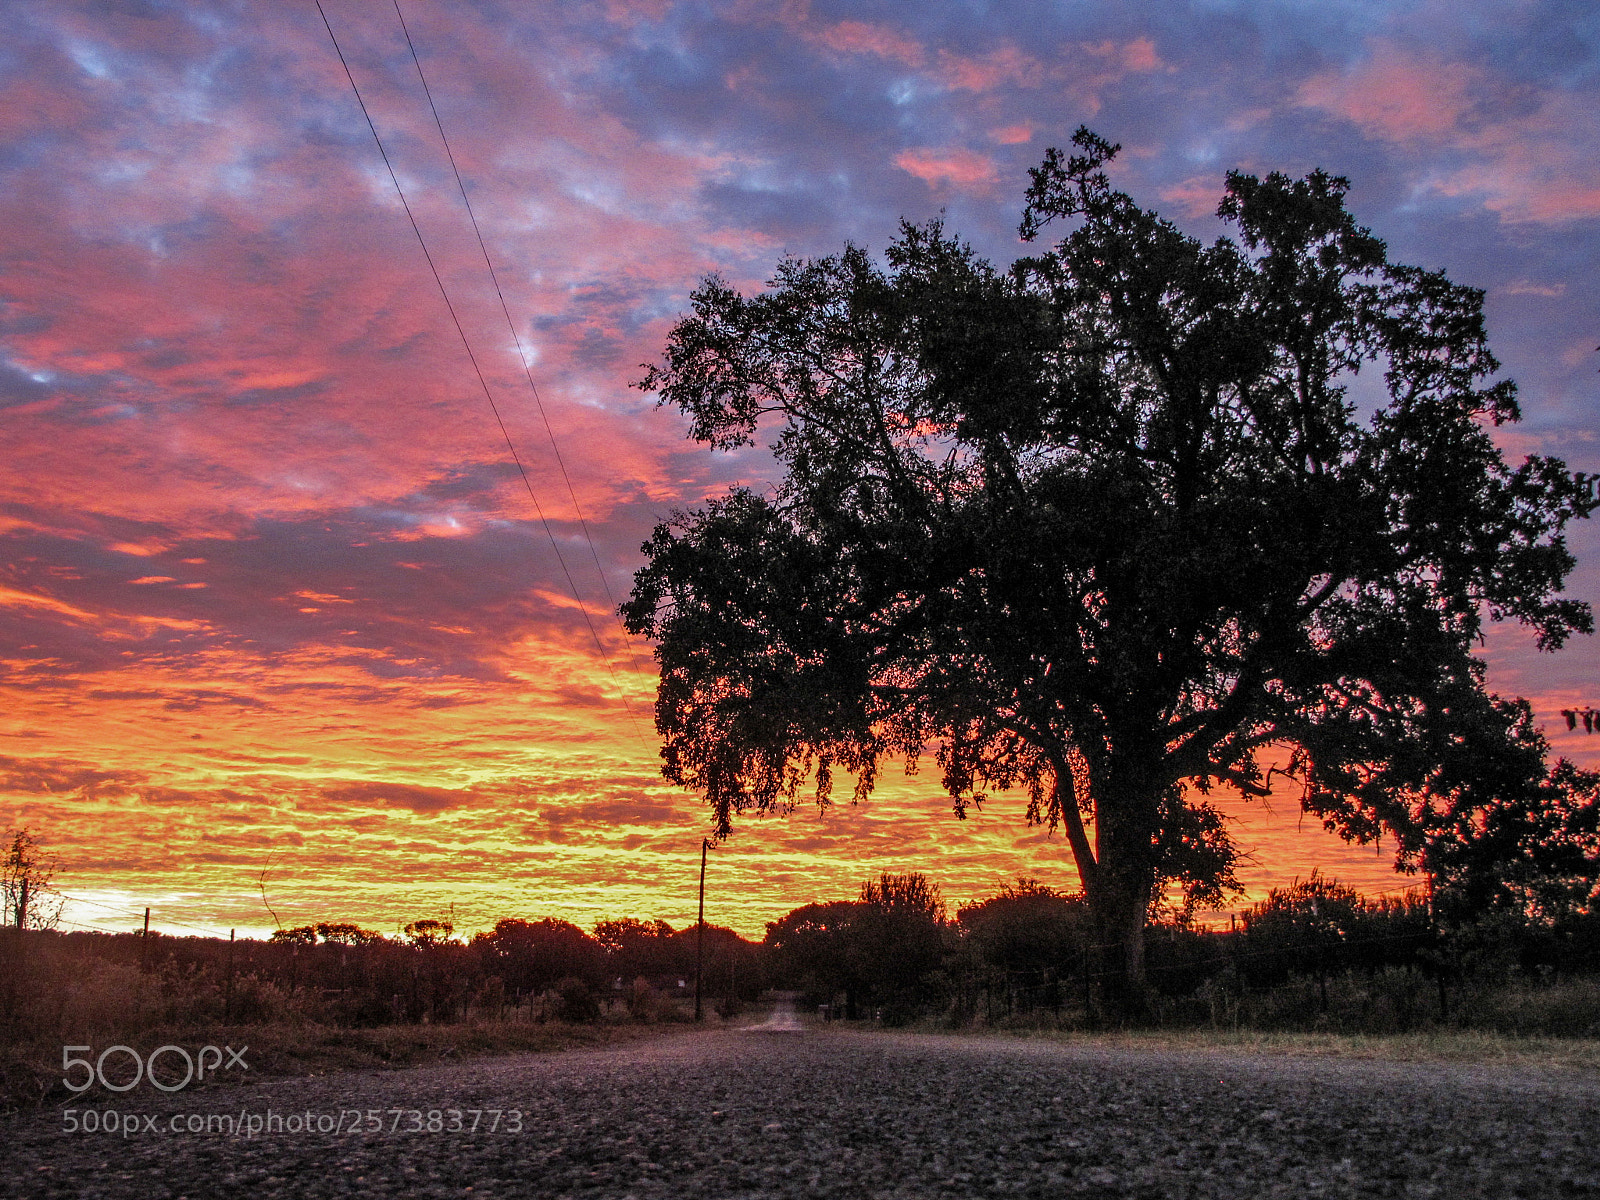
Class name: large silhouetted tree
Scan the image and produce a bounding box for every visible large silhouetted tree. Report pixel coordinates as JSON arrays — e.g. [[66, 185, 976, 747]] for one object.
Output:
[[623, 129, 1595, 1003]]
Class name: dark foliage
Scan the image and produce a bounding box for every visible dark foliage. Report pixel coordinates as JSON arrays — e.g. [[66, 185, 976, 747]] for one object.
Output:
[[593, 917, 679, 981], [625, 128, 1596, 998], [472, 918, 605, 998], [1427, 754, 1600, 923], [764, 873, 949, 1019], [764, 900, 869, 1017], [2, 912, 767, 1037]]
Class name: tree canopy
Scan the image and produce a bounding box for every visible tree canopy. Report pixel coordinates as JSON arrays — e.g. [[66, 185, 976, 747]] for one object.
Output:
[[764, 873, 948, 1018], [623, 128, 1596, 993], [472, 917, 603, 993], [957, 879, 1090, 982]]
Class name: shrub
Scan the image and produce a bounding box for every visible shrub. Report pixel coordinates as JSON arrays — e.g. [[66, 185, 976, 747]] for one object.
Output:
[[555, 977, 600, 1023]]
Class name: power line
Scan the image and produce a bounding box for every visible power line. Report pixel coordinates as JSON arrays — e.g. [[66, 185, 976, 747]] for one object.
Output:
[[391, 0, 654, 697], [54, 916, 128, 936], [51, 891, 150, 922], [50, 896, 228, 940], [314, 1, 646, 742]]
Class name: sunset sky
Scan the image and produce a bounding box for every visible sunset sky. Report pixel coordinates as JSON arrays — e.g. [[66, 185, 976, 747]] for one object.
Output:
[[3, 0, 1598, 941]]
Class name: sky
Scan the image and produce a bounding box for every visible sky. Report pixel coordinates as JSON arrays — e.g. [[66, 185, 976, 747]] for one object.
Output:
[[2, 0, 1597, 941]]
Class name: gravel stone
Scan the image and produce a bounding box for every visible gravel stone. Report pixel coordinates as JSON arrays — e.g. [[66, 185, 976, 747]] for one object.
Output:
[[6, 1027, 1600, 1198]]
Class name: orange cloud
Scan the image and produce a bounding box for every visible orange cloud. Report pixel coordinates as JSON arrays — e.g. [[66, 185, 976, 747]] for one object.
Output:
[[0, 585, 98, 621]]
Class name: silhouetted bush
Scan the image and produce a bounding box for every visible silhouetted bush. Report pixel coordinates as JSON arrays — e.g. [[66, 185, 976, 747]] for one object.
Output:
[[554, 977, 600, 1023]]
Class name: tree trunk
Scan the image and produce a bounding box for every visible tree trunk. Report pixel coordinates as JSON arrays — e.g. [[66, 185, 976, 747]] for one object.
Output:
[[1048, 751, 1159, 1020], [1090, 772, 1160, 1019], [1090, 877, 1151, 1020]]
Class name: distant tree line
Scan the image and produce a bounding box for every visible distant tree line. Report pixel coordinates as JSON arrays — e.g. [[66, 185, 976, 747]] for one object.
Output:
[[0, 909, 769, 1037], [765, 867, 1600, 1034], [7, 857, 1600, 1040]]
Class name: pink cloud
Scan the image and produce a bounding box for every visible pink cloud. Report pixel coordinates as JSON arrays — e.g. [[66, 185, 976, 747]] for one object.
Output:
[[813, 20, 925, 66], [1158, 176, 1220, 219], [1045, 38, 1167, 118], [1435, 145, 1600, 224], [893, 147, 999, 189], [1298, 43, 1600, 224], [1122, 37, 1162, 72], [1297, 42, 1475, 139], [1503, 280, 1566, 297], [1082, 37, 1163, 73], [989, 123, 1034, 145], [935, 44, 1041, 92], [601, 0, 675, 23], [0, 2, 764, 543]]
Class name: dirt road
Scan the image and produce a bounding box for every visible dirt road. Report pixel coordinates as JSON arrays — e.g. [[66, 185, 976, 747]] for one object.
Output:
[[7, 1025, 1599, 1197]]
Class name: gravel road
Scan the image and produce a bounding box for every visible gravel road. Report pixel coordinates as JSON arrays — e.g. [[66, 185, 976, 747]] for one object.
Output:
[[7, 1022, 1600, 1199]]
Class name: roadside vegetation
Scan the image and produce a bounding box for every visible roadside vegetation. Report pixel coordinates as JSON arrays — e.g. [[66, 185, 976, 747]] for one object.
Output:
[[0, 907, 766, 1111], [768, 871, 1600, 1042]]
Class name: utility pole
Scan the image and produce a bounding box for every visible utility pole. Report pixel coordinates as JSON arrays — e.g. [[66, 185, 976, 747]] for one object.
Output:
[[140, 907, 151, 972], [694, 838, 707, 1022], [224, 929, 236, 1021]]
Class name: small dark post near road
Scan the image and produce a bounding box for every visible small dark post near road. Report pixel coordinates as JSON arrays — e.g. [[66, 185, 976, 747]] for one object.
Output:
[[695, 838, 708, 1022]]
